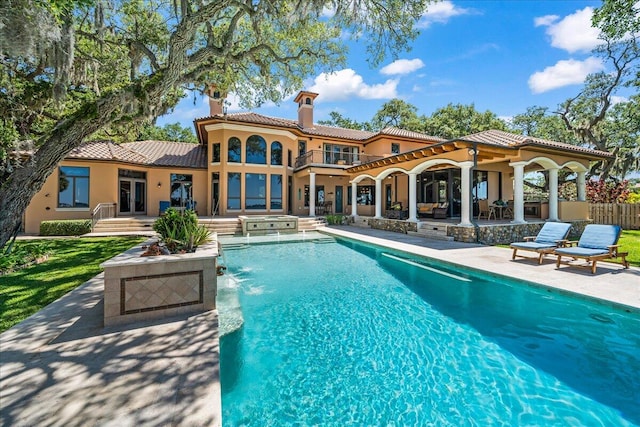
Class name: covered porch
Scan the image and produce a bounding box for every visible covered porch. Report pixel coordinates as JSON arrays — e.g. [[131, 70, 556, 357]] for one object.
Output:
[[343, 130, 606, 232]]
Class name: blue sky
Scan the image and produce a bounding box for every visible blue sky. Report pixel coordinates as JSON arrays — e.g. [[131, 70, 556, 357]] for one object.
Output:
[[158, 0, 622, 131]]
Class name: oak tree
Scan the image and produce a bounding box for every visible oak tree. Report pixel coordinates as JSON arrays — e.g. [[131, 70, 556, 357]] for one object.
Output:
[[0, 0, 433, 248]]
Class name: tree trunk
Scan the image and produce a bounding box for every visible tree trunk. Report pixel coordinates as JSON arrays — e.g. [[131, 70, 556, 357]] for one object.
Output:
[[0, 98, 123, 248]]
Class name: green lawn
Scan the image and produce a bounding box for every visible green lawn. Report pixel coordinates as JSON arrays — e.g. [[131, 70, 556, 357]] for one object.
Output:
[[617, 230, 640, 268], [0, 237, 144, 333]]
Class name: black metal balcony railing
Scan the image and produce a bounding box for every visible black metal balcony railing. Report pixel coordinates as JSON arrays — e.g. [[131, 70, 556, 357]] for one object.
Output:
[[294, 150, 383, 169]]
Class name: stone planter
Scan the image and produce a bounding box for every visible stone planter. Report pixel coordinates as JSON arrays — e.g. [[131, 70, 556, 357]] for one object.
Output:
[[101, 240, 218, 327]]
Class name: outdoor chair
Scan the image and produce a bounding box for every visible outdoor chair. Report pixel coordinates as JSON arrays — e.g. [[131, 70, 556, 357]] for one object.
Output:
[[477, 199, 496, 220], [433, 202, 449, 219], [417, 202, 439, 218], [554, 224, 629, 274], [510, 222, 572, 264], [503, 200, 514, 219]]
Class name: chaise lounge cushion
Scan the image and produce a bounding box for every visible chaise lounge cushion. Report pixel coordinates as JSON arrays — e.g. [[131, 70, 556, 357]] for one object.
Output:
[[574, 224, 621, 249], [554, 247, 609, 257], [534, 222, 573, 245], [510, 241, 557, 250]]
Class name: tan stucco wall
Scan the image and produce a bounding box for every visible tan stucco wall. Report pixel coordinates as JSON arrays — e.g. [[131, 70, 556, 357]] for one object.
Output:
[[206, 126, 296, 215], [24, 160, 208, 234], [364, 138, 430, 158], [559, 201, 589, 221], [24, 161, 118, 234]]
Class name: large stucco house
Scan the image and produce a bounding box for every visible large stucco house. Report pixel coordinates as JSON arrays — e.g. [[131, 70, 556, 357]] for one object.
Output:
[[23, 90, 610, 238]]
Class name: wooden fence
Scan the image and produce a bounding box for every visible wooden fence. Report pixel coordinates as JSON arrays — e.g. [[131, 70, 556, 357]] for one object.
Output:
[[589, 203, 640, 229]]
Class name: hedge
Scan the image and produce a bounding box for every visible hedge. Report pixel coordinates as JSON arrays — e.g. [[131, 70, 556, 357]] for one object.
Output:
[[40, 219, 92, 236]]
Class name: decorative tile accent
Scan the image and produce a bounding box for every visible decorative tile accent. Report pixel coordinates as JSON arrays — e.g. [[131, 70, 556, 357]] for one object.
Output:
[[120, 271, 204, 315]]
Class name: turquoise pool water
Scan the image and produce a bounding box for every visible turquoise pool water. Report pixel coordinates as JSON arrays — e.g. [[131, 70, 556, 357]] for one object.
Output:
[[219, 237, 640, 426]]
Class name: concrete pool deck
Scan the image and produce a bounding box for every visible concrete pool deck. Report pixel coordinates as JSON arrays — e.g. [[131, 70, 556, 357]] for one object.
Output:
[[1, 227, 639, 426]]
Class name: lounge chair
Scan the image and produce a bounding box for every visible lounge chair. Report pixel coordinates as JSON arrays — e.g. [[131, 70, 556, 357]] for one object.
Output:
[[510, 222, 572, 264], [554, 224, 629, 274]]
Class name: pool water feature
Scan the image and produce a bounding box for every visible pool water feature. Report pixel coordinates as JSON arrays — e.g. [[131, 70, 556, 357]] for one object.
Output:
[[220, 237, 640, 426]]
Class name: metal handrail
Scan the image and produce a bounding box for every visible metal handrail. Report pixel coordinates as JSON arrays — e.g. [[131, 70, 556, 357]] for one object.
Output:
[[294, 150, 383, 169], [91, 202, 117, 231]]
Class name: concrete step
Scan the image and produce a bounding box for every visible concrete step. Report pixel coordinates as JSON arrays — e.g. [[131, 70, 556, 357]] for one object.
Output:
[[199, 219, 242, 236], [297, 218, 326, 231], [94, 216, 324, 235]]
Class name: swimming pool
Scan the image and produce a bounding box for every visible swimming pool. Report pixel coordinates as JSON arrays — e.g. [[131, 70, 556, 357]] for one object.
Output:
[[219, 236, 640, 426]]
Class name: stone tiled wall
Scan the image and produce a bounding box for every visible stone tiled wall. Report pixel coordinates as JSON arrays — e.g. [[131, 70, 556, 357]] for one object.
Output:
[[369, 218, 418, 234], [102, 242, 218, 327], [448, 220, 590, 245]]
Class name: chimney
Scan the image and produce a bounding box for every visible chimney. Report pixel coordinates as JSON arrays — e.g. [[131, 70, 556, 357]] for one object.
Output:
[[206, 85, 226, 116], [294, 91, 319, 128]]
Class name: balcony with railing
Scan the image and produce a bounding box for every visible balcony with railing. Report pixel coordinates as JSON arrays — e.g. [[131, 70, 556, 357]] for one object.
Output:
[[294, 150, 383, 170]]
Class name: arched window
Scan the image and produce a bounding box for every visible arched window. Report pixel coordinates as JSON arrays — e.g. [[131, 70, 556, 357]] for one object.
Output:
[[271, 141, 282, 165], [228, 137, 241, 163], [246, 135, 266, 164]]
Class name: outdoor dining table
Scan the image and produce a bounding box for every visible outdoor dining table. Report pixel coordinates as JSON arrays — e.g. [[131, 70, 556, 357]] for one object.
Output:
[[490, 204, 507, 219]]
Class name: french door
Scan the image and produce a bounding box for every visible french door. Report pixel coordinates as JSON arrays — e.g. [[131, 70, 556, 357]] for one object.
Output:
[[119, 179, 146, 215]]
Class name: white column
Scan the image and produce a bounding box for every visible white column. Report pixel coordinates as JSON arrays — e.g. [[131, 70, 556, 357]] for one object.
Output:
[[577, 171, 586, 201], [459, 162, 473, 226], [408, 173, 418, 222], [374, 178, 382, 218], [309, 172, 316, 217], [511, 162, 526, 224], [548, 167, 559, 221], [351, 181, 358, 217]]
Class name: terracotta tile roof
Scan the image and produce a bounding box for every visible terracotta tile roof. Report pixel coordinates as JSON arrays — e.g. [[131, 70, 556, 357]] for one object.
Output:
[[67, 141, 149, 164], [218, 112, 299, 129], [196, 113, 445, 142], [123, 141, 207, 168], [67, 140, 207, 168], [458, 129, 612, 157], [379, 127, 445, 142]]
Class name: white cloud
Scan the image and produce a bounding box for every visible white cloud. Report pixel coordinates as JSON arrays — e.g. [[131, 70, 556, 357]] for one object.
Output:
[[611, 95, 629, 105], [418, 1, 474, 28], [534, 15, 559, 27], [528, 57, 605, 93], [536, 7, 601, 53], [309, 69, 398, 102], [499, 115, 513, 125], [380, 59, 425, 75]]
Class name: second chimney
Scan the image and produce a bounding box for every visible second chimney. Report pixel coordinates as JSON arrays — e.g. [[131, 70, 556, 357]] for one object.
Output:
[[294, 91, 319, 128]]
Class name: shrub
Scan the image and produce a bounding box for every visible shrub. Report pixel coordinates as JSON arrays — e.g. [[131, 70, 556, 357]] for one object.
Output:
[[1, 241, 51, 274], [152, 208, 211, 253], [40, 219, 91, 236], [627, 192, 640, 204], [325, 214, 346, 225], [586, 178, 630, 203]]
